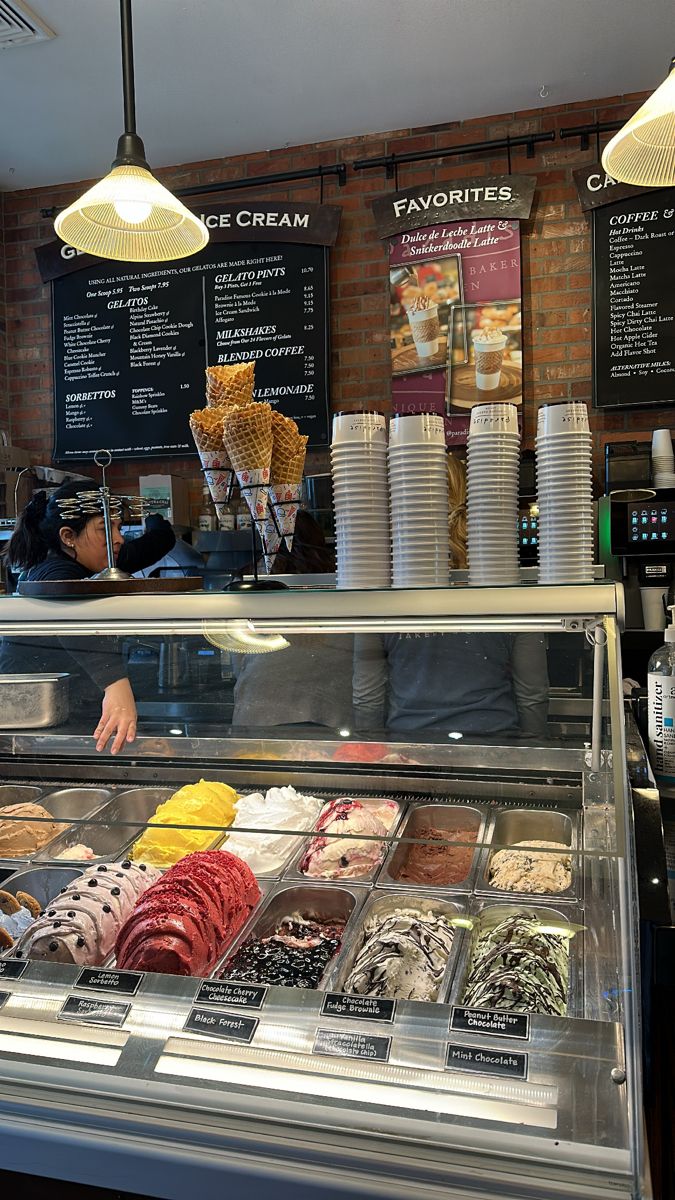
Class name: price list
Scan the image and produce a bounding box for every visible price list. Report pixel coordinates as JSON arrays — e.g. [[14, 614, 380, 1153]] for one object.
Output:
[[51, 232, 331, 461], [593, 190, 675, 410]]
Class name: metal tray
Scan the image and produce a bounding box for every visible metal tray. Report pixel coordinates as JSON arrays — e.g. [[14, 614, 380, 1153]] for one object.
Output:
[[1, 865, 84, 910], [476, 807, 579, 901], [105, 787, 228, 864], [39, 787, 112, 823], [214, 881, 366, 989], [378, 803, 485, 893], [327, 889, 468, 1004], [0, 786, 78, 865], [283, 796, 405, 885], [0, 673, 69, 729], [450, 898, 585, 1019], [0, 785, 44, 806]]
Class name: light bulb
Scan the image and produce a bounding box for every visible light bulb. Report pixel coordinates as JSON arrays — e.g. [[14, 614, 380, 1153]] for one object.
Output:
[[113, 199, 152, 224]]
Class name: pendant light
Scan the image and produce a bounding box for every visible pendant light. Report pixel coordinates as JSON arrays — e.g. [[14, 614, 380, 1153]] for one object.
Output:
[[54, 0, 208, 262], [602, 57, 675, 187]]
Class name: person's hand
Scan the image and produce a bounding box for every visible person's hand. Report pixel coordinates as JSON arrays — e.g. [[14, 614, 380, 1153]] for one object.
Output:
[[94, 678, 137, 755]]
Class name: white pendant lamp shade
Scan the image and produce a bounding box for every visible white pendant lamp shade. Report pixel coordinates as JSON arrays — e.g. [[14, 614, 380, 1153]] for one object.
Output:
[[54, 164, 208, 262], [602, 60, 675, 187]]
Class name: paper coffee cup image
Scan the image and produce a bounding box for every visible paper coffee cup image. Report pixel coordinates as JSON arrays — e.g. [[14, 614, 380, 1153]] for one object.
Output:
[[406, 301, 441, 358], [472, 328, 507, 391]]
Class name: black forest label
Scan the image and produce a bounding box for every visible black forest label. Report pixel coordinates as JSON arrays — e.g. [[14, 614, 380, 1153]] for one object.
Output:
[[184, 1007, 258, 1044]]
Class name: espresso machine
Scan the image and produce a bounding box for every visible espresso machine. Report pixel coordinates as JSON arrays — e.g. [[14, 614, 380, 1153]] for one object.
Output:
[[599, 488, 675, 630]]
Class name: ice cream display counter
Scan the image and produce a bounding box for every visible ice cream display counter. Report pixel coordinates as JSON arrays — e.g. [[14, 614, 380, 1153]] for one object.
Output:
[[0, 583, 649, 1199]]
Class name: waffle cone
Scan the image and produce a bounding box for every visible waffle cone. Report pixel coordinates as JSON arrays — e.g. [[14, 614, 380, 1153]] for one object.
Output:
[[206, 363, 255, 409], [270, 411, 300, 482], [190, 406, 228, 455], [287, 436, 308, 485], [222, 403, 273, 473]]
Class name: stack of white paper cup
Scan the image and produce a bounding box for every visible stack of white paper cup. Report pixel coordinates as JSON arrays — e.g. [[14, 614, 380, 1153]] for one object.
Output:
[[467, 403, 521, 586], [388, 413, 449, 588], [536, 401, 593, 584], [331, 412, 390, 589], [652, 428, 675, 489]]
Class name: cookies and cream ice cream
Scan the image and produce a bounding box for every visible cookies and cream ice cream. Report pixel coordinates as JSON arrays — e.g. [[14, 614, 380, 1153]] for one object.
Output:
[[299, 798, 398, 880], [130, 779, 237, 868], [488, 840, 572, 894], [226, 786, 322, 875], [12, 861, 161, 966], [0, 803, 65, 858], [115, 850, 261, 977], [342, 906, 456, 1002], [463, 913, 569, 1015]]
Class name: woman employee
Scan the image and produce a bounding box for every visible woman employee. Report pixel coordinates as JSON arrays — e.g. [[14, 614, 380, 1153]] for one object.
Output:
[[1, 482, 175, 753]]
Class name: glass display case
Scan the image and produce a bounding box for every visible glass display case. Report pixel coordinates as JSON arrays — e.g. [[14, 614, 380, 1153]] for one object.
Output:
[[0, 582, 650, 1200]]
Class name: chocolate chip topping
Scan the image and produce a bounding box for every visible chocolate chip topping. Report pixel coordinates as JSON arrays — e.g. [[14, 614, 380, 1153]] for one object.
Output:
[[121, 861, 131, 869], [88, 879, 97, 887], [76, 937, 85, 947], [48, 941, 58, 951], [102, 904, 111, 913], [111, 887, 120, 896]]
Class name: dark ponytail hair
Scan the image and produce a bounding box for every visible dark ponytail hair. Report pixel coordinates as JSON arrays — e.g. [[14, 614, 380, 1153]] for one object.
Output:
[[5, 480, 95, 570]]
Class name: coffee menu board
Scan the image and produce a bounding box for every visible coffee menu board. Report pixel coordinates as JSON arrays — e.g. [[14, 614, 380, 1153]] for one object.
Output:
[[37, 201, 340, 460], [592, 188, 675, 410]]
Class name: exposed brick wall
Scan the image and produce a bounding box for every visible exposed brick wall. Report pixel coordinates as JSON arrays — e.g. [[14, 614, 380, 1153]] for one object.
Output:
[[0, 89, 668, 508]]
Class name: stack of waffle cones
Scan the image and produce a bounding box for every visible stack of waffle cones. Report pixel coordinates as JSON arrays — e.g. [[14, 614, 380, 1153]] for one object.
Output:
[[205, 363, 255, 409], [189, 361, 256, 524], [266, 410, 308, 557], [222, 402, 275, 569]]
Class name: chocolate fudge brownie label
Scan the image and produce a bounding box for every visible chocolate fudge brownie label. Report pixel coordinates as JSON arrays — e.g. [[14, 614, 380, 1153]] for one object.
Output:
[[451, 1006, 530, 1040], [445, 1041, 528, 1079], [314, 1028, 391, 1063], [184, 1006, 258, 1044], [0, 959, 27, 980], [58, 995, 131, 1028], [196, 980, 268, 1011], [321, 993, 396, 1024], [75, 968, 143, 997]]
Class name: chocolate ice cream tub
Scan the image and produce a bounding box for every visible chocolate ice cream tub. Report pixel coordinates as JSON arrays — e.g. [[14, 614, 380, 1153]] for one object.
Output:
[[214, 881, 366, 990], [328, 890, 469, 1004], [476, 808, 580, 902], [378, 803, 485, 893], [283, 796, 405, 885], [450, 899, 585, 1020]]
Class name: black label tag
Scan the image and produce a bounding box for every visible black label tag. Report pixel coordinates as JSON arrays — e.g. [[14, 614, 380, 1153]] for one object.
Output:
[[58, 995, 131, 1028], [0, 959, 27, 980], [313, 1028, 391, 1063], [445, 1042, 528, 1079], [196, 980, 268, 1011], [75, 968, 142, 997], [0, 991, 9, 1009], [184, 1007, 258, 1044], [320, 992, 396, 1023], [451, 1006, 530, 1040]]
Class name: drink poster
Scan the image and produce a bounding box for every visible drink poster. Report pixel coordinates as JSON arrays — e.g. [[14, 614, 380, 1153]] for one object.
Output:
[[373, 177, 531, 444]]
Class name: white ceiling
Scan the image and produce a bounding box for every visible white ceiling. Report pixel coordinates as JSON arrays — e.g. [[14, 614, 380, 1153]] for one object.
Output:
[[0, 0, 673, 193]]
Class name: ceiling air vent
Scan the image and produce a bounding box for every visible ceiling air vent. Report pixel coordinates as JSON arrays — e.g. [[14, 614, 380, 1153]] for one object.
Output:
[[0, 0, 54, 49]]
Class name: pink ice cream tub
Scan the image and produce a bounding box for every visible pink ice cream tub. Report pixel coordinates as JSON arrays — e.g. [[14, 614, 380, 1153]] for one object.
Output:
[[286, 796, 403, 884]]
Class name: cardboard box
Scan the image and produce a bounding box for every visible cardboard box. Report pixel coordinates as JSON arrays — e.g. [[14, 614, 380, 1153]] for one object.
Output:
[[138, 474, 190, 528]]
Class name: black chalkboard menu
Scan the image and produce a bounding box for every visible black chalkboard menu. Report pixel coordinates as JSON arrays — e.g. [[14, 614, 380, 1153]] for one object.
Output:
[[593, 188, 675, 410], [38, 201, 340, 461]]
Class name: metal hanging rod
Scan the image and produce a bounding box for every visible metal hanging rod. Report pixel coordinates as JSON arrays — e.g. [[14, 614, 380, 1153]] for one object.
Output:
[[175, 163, 347, 198], [558, 119, 624, 150], [352, 131, 555, 177]]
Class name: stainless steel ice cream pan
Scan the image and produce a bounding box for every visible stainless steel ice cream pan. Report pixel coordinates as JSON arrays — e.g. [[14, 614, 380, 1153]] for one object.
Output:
[[213, 882, 366, 989], [1, 865, 84, 909], [33, 820, 140, 864], [476, 808, 579, 901], [378, 804, 485, 893], [327, 890, 469, 1004], [39, 788, 113, 823], [98, 788, 229, 859], [283, 796, 405, 885], [449, 899, 584, 1020], [0, 785, 43, 806]]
